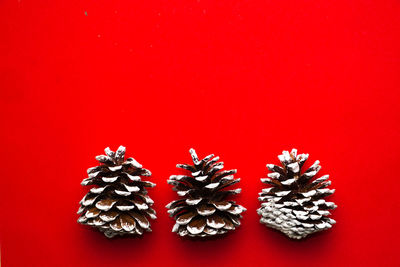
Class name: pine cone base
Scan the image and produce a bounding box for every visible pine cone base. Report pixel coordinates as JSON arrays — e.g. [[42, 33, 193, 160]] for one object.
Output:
[[258, 200, 334, 239]]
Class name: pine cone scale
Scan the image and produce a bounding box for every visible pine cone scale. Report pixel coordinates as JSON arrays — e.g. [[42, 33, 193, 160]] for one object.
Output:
[[222, 216, 235, 229], [197, 204, 215, 216], [207, 214, 225, 228], [212, 200, 231, 210], [177, 211, 196, 224], [187, 217, 206, 235]]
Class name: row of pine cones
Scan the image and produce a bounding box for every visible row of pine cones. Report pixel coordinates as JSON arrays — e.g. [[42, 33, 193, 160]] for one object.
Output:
[[78, 146, 336, 239]]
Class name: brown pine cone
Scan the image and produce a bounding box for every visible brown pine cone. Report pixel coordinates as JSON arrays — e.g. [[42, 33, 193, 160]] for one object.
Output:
[[77, 146, 156, 238], [258, 148, 336, 239], [166, 148, 246, 237]]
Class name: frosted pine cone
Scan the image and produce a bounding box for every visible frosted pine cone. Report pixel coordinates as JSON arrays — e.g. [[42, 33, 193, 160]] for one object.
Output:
[[257, 149, 336, 239], [77, 146, 156, 238], [166, 148, 246, 237]]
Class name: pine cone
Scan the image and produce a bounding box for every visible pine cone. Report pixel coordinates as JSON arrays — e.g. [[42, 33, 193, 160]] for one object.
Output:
[[166, 148, 246, 237], [77, 146, 156, 238], [257, 149, 336, 239]]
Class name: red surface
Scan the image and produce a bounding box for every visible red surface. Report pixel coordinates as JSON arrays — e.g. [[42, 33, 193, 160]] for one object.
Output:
[[1, 0, 400, 266]]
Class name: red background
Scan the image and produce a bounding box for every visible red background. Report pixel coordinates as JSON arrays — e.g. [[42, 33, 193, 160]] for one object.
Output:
[[1, 0, 400, 266]]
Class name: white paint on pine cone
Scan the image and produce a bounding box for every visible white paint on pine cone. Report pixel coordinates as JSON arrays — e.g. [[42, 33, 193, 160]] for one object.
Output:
[[123, 184, 140, 192], [170, 175, 186, 181], [143, 195, 154, 205], [227, 206, 244, 215], [114, 190, 131, 196], [123, 173, 141, 181], [204, 227, 218, 235], [310, 214, 322, 220], [325, 202, 337, 208], [191, 170, 202, 176], [305, 206, 319, 212], [282, 150, 291, 162], [296, 153, 309, 161], [205, 182, 220, 189], [313, 174, 329, 183], [186, 198, 202, 205], [104, 147, 114, 157], [116, 204, 135, 211], [108, 165, 122, 171], [77, 206, 84, 214], [220, 175, 234, 182], [102, 176, 119, 183], [121, 221, 135, 232], [189, 148, 200, 165], [293, 210, 308, 216], [87, 166, 99, 174], [303, 170, 317, 178], [287, 162, 300, 173], [90, 187, 106, 194], [133, 201, 148, 210], [95, 200, 117, 211], [176, 214, 195, 225], [85, 209, 100, 218], [177, 190, 190, 196], [187, 223, 205, 235], [296, 197, 311, 204], [213, 201, 232, 210], [115, 145, 126, 160], [310, 160, 320, 169], [82, 195, 99, 206], [209, 164, 224, 172], [195, 175, 208, 182], [100, 213, 118, 222], [317, 210, 331, 215], [230, 188, 241, 194], [276, 190, 291, 197], [283, 201, 298, 206], [266, 164, 275, 171], [313, 199, 325, 206], [96, 155, 110, 162], [261, 178, 271, 183], [89, 171, 101, 178], [197, 207, 216, 216], [302, 190, 317, 197], [81, 178, 92, 186], [268, 172, 280, 179], [93, 219, 105, 226], [206, 217, 225, 229], [172, 223, 180, 232], [126, 157, 142, 168], [281, 178, 296, 185]]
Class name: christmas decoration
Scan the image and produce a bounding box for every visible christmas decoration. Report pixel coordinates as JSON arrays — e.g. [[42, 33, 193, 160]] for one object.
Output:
[[257, 149, 336, 239], [166, 148, 246, 237], [77, 146, 156, 238]]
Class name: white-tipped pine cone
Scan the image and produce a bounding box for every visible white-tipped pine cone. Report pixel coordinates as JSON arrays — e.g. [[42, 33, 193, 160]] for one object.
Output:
[[166, 148, 246, 237], [257, 149, 337, 239], [77, 146, 156, 238]]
